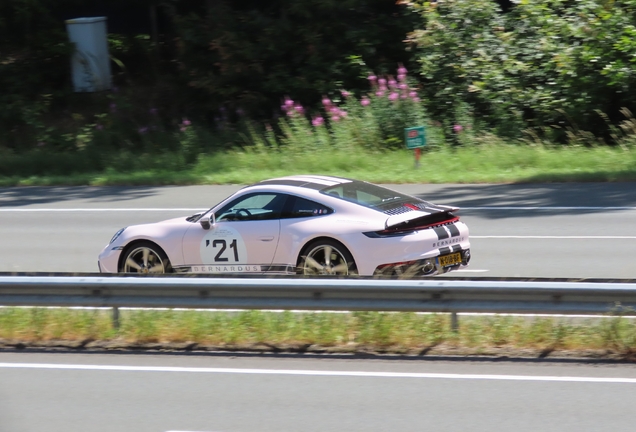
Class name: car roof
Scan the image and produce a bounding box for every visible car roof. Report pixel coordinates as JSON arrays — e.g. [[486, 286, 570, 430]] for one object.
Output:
[[250, 175, 355, 191]]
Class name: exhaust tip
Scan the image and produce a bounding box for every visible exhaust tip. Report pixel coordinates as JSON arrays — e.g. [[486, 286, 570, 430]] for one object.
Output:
[[421, 259, 436, 275], [462, 249, 471, 265]]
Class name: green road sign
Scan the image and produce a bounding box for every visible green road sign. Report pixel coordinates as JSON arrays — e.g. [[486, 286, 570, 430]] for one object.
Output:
[[404, 126, 426, 149]]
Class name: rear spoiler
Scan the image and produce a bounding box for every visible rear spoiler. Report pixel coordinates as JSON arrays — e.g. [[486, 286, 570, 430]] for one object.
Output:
[[385, 206, 459, 229]]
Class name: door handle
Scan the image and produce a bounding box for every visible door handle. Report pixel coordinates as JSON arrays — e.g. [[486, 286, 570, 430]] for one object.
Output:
[[259, 236, 275, 241]]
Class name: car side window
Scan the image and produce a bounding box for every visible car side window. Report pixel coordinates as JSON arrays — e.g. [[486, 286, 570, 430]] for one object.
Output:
[[284, 196, 333, 219], [215, 193, 288, 221]]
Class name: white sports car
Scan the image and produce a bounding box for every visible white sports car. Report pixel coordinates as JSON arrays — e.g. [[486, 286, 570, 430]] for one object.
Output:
[[98, 175, 470, 277]]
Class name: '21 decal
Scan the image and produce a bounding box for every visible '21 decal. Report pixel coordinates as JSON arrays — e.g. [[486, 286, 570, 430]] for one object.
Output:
[[206, 239, 239, 262], [200, 227, 248, 265]]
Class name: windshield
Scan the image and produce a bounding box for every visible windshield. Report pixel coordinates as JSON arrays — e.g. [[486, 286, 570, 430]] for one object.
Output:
[[320, 180, 425, 211]]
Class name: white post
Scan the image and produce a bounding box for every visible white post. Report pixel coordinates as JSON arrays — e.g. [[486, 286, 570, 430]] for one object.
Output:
[[65, 17, 112, 92]]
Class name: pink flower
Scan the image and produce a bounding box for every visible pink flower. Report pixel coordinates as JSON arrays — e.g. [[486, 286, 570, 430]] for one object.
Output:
[[284, 98, 294, 108], [312, 116, 325, 127], [389, 92, 399, 101], [180, 127, 187, 132], [412, 97, 420, 102], [361, 97, 371, 107], [399, 83, 408, 90], [376, 90, 385, 97], [398, 74, 406, 82], [398, 65, 407, 75], [453, 124, 463, 133], [340, 110, 348, 118], [331, 115, 340, 122], [378, 78, 387, 86], [322, 96, 332, 107], [330, 106, 340, 114], [388, 79, 397, 89], [341, 90, 350, 98], [294, 104, 304, 115], [367, 75, 377, 82], [409, 91, 418, 98], [182, 119, 191, 126]]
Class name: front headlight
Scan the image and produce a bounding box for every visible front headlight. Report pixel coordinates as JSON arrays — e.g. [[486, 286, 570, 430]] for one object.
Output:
[[109, 227, 126, 244]]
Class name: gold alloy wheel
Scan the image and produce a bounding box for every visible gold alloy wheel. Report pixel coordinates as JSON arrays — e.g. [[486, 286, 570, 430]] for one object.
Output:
[[122, 245, 167, 274], [301, 241, 354, 275]]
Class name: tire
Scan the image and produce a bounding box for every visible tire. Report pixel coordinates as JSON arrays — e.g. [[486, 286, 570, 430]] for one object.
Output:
[[119, 241, 172, 274], [297, 239, 357, 276]]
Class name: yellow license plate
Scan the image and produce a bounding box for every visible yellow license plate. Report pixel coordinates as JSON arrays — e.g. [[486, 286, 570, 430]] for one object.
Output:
[[438, 252, 462, 267]]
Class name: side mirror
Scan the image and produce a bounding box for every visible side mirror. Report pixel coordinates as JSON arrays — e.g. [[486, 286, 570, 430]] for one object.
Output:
[[199, 213, 216, 230]]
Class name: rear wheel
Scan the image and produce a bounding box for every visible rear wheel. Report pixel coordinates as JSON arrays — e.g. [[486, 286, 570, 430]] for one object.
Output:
[[120, 241, 172, 274], [297, 239, 357, 276]]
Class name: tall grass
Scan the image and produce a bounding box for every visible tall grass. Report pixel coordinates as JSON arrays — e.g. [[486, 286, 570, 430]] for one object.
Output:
[[2, 138, 636, 186], [2, 308, 636, 356]]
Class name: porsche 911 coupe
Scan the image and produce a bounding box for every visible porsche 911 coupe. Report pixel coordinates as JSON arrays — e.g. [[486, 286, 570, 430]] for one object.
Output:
[[98, 175, 470, 277]]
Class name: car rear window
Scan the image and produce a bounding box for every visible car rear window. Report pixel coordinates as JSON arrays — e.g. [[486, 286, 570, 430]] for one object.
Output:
[[320, 181, 415, 210]]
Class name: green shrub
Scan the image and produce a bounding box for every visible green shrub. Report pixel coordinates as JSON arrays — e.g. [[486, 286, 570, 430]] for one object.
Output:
[[406, 0, 636, 142]]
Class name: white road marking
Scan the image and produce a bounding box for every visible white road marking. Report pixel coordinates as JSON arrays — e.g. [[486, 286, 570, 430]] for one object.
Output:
[[472, 235, 636, 239], [1, 363, 635, 384], [451, 269, 490, 272]]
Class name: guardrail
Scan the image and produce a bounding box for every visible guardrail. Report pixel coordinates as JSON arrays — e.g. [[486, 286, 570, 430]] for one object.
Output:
[[1, 275, 636, 329]]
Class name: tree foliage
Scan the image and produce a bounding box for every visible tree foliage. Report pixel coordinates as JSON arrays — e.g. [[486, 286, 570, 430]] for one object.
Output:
[[406, 0, 636, 141], [167, 0, 416, 118]]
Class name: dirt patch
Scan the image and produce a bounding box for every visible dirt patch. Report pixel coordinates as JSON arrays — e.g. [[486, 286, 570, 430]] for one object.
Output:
[[1, 338, 634, 362]]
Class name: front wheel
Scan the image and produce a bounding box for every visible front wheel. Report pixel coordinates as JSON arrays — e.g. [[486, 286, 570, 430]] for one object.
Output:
[[120, 241, 172, 274], [297, 239, 357, 276]]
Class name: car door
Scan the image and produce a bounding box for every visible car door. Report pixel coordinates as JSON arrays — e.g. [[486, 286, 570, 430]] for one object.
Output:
[[182, 192, 287, 274]]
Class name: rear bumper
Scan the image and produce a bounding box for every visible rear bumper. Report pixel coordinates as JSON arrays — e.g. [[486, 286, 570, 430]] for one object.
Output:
[[374, 248, 470, 277]]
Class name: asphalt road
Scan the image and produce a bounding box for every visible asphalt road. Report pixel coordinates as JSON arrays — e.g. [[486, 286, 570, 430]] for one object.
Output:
[[1, 183, 635, 278], [2, 351, 636, 432]]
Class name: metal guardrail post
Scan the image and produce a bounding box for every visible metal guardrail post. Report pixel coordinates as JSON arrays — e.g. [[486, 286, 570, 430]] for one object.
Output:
[[112, 307, 120, 330], [450, 312, 459, 332]]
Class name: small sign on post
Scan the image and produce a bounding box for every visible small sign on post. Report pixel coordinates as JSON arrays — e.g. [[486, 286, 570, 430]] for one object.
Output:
[[404, 126, 426, 168]]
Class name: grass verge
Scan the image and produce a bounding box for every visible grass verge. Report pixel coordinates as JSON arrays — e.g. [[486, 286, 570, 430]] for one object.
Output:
[[2, 308, 636, 359], [1, 143, 636, 187]]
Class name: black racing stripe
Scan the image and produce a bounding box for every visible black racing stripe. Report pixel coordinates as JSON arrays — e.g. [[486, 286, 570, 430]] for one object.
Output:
[[447, 223, 460, 237], [451, 244, 462, 253], [262, 265, 296, 273], [439, 247, 451, 255], [434, 226, 449, 240], [256, 179, 323, 190]]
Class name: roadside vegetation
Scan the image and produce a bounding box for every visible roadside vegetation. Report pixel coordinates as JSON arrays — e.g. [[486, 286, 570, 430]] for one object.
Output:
[[3, 139, 636, 187], [1, 308, 636, 359], [3, 1, 636, 186]]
